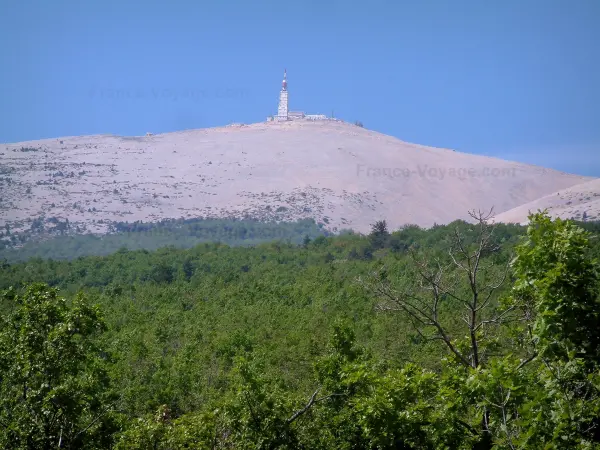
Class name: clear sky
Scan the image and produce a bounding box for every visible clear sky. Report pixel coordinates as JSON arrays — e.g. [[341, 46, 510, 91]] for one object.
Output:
[[1, 0, 599, 176]]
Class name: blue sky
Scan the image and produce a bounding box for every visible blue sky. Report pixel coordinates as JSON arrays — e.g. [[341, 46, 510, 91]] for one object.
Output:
[[1, 0, 599, 176]]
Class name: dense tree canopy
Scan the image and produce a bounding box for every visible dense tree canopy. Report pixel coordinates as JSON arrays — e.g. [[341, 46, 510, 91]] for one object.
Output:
[[0, 284, 114, 449], [1, 213, 599, 448]]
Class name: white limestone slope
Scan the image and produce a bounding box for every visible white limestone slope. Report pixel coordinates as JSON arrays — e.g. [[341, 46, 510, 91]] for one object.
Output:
[[0, 120, 594, 234], [493, 178, 600, 225]]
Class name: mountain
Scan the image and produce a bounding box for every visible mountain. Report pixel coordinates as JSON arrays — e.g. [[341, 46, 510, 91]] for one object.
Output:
[[0, 120, 594, 235], [493, 178, 600, 224]]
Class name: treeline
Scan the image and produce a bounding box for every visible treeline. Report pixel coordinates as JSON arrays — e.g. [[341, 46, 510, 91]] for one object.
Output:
[[2, 213, 597, 264], [0, 217, 328, 262], [0, 213, 600, 448], [0, 219, 525, 292]]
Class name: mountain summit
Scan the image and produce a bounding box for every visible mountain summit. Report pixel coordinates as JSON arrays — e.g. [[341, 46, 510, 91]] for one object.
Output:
[[0, 120, 594, 234]]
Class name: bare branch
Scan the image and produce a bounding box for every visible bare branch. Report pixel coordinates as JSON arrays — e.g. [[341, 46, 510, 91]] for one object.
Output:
[[73, 402, 115, 440], [286, 388, 320, 424], [286, 389, 346, 424], [516, 352, 538, 370], [362, 208, 511, 370]]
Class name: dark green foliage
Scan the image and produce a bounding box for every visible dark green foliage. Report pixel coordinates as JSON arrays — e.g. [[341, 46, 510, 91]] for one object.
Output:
[[302, 234, 311, 248], [146, 262, 175, 284], [0, 218, 327, 262], [369, 219, 390, 249]]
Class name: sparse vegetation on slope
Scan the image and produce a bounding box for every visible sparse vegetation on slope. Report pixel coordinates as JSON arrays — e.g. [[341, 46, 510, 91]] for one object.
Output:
[[1, 121, 593, 236]]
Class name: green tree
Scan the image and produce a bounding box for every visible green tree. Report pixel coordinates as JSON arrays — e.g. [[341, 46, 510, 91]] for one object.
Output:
[[491, 211, 600, 447], [0, 284, 113, 449], [458, 211, 600, 448], [510, 211, 600, 365], [307, 322, 467, 448], [148, 263, 175, 284], [302, 234, 311, 248], [369, 220, 390, 249]]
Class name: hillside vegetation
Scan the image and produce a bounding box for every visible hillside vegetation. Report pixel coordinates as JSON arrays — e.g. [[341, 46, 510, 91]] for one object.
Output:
[[0, 217, 327, 262], [1, 212, 600, 448]]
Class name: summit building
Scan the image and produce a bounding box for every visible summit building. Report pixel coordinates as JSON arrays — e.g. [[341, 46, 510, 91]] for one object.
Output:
[[267, 70, 328, 122]]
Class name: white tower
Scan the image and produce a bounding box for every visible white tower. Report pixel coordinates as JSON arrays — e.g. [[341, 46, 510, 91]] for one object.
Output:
[[277, 69, 288, 120]]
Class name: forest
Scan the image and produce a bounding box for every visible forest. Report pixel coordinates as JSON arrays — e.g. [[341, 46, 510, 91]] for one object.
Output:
[[0, 217, 329, 262], [1, 211, 600, 449]]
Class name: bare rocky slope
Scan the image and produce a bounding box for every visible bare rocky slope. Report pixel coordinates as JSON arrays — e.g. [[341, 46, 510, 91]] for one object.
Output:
[[0, 119, 595, 235], [493, 178, 600, 225]]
